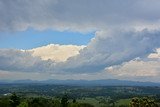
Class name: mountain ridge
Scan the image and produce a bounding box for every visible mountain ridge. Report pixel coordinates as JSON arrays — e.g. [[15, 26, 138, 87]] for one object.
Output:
[[0, 79, 160, 86]]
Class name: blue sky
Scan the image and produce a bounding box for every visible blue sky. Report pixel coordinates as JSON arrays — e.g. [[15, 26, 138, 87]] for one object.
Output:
[[0, 29, 94, 49]]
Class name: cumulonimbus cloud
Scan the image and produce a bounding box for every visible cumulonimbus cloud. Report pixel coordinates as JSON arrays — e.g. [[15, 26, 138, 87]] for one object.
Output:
[[0, 44, 85, 72], [55, 29, 160, 73], [0, 29, 160, 77]]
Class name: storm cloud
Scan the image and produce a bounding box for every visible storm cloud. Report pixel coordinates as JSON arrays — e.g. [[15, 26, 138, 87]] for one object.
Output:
[[0, 29, 160, 74], [1, 0, 160, 31], [55, 29, 160, 73], [0, 49, 55, 72]]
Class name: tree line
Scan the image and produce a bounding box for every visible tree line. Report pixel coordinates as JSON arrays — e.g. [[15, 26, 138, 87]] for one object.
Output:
[[0, 93, 159, 107]]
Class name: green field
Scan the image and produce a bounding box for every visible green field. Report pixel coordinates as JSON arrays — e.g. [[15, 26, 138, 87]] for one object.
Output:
[[0, 84, 160, 107]]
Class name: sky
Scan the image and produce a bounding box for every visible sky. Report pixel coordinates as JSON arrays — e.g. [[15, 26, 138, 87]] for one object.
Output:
[[0, 0, 160, 82], [0, 29, 94, 49]]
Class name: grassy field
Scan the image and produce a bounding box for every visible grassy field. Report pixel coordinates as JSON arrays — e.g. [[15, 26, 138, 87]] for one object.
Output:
[[78, 98, 100, 107], [116, 99, 130, 106], [77, 97, 130, 107]]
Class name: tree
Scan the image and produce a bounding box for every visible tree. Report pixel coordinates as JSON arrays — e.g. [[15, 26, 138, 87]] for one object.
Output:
[[73, 99, 76, 103], [61, 94, 69, 107], [107, 97, 116, 107], [129, 97, 139, 107], [129, 97, 157, 107], [0, 97, 10, 107], [52, 98, 61, 107], [79, 103, 94, 107], [17, 102, 28, 107], [9, 93, 20, 107], [28, 97, 52, 107]]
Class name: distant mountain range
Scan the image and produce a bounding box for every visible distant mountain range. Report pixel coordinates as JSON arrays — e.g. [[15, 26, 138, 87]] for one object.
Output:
[[0, 79, 160, 86]]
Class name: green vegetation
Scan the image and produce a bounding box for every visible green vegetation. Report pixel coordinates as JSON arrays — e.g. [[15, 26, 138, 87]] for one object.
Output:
[[129, 97, 159, 107], [0, 84, 160, 107], [116, 99, 130, 107]]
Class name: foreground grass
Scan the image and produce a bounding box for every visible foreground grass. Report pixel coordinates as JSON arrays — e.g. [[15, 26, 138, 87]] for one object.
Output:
[[78, 98, 100, 107], [116, 99, 130, 106], [77, 97, 130, 107]]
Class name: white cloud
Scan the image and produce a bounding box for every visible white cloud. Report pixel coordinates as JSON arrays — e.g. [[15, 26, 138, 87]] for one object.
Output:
[[148, 48, 160, 59], [0, 29, 160, 82], [1, 29, 160, 75], [55, 29, 160, 73], [105, 59, 160, 82], [0, 44, 84, 72], [29, 44, 85, 62]]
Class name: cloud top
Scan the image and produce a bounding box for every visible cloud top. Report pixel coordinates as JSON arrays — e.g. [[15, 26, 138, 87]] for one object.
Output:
[[30, 44, 85, 62], [55, 29, 160, 73]]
